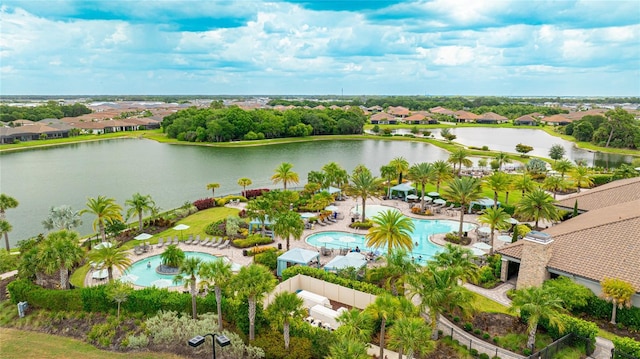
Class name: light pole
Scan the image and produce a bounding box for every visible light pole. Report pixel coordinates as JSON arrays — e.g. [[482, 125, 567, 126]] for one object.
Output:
[[188, 333, 231, 359]]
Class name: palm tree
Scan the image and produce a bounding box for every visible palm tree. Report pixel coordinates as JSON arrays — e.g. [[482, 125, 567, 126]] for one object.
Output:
[[484, 172, 511, 209], [160, 244, 185, 268], [389, 156, 409, 184], [553, 158, 574, 179], [494, 152, 512, 171], [432, 160, 453, 193], [514, 172, 537, 197], [326, 337, 370, 359], [600, 277, 636, 325], [0, 220, 13, 252], [125, 193, 156, 231], [388, 317, 435, 359], [42, 205, 83, 232], [272, 210, 304, 251], [366, 293, 400, 359], [366, 210, 415, 255], [336, 308, 374, 342], [271, 162, 299, 190], [230, 264, 276, 341], [322, 162, 349, 190], [245, 197, 274, 235], [448, 148, 472, 177], [81, 195, 123, 243], [40, 230, 85, 289], [380, 164, 397, 198], [443, 177, 483, 241], [509, 286, 565, 351], [88, 243, 131, 282], [542, 175, 568, 200], [266, 291, 305, 350], [408, 162, 435, 210], [198, 259, 233, 331], [515, 189, 561, 229], [378, 248, 417, 295], [237, 177, 252, 195], [174, 257, 202, 319], [206, 182, 220, 198], [478, 208, 511, 254], [571, 165, 593, 193], [433, 243, 479, 283], [0, 194, 19, 251], [407, 265, 474, 339], [346, 167, 381, 222]]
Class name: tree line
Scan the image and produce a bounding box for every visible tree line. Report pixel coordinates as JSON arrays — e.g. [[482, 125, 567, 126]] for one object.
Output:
[[0, 101, 92, 123], [563, 108, 640, 149]]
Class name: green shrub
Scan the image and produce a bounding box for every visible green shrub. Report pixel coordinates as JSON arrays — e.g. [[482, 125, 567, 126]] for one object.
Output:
[[543, 276, 593, 311], [501, 204, 515, 216], [612, 337, 640, 358], [216, 195, 247, 206], [591, 174, 612, 186], [6, 279, 34, 304], [483, 333, 490, 340], [464, 322, 473, 331], [254, 329, 313, 359], [281, 266, 385, 295], [126, 333, 149, 349], [7, 280, 83, 311], [474, 266, 499, 288], [540, 313, 598, 342], [254, 250, 281, 270], [349, 220, 373, 229], [470, 348, 479, 357], [88, 321, 117, 348], [233, 234, 273, 248], [205, 220, 225, 236], [583, 295, 640, 331], [0, 249, 19, 273], [479, 353, 490, 359], [290, 322, 334, 359]]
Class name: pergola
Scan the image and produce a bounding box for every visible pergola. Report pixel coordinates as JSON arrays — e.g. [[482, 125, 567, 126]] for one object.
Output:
[[276, 248, 321, 277], [390, 183, 417, 201]]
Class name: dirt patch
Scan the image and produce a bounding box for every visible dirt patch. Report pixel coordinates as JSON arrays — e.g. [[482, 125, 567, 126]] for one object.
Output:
[[423, 340, 466, 359], [472, 312, 526, 337]]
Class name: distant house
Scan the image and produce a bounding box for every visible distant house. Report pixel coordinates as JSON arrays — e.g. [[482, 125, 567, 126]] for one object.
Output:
[[453, 110, 479, 123], [429, 106, 455, 116], [540, 114, 573, 126], [497, 177, 640, 307], [476, 112, 508, 124], [513, 115, 538, 126], [369, 112, 396, 125], [367, 105, 383, 113], [0, 122, 70, 143], [563, 109, 607, 121], [386, 106, 410, 118]]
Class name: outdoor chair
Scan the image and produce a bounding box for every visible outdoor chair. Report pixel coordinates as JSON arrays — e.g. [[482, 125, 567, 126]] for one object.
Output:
[[209, 238, 220, 247], [157, 238, 164, 248], [218, 239, 230, 249], [194, 235, 201, 244], [201, 238, 211, 246]]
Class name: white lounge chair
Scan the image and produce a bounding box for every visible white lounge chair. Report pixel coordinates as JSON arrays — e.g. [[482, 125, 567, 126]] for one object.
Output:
[[218, 239, 230, 249], [157, 238, 164, 248]]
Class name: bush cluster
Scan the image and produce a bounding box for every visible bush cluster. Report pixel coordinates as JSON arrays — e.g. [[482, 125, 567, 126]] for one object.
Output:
[[192, 198, 216, 210], [349, 220, 373, 229], [582, 295, 640, 331], [8, 279, 83, 310], [254, 329, 313, 359], [242, 188, 270, 199], [254, 250, 281, 270], [247, 246, 277, 256], [233, 234, 273, 248], [612, 337, 640, 358], [215, 195, 247, 206], [281, 266, 385, 295], [205, 220, 225, 236]]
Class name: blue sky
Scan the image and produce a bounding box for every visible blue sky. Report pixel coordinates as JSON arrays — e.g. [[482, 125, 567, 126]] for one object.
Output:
[[1, 0, 639, 96]]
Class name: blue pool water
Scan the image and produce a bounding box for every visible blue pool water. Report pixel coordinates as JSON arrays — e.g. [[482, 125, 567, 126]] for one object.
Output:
[[123, 251, 241, 287], [306, 217, 476, 264]]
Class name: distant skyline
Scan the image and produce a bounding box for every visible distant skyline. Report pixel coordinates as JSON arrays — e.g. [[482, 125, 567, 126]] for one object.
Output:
[[1, 1, 639, 97]]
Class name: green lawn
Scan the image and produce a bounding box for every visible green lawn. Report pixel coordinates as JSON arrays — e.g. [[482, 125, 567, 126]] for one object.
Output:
[[69, 263, 90, 288], [470, 292, 511, 315], [0, 327, 184, 359], [0, 132, 137, 152]]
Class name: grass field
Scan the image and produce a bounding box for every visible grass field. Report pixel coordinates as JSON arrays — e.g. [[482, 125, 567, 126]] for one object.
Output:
[[0, 327, 184, 359]]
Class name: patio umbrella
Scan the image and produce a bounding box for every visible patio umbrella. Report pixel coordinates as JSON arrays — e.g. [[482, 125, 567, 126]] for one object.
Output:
[[506, 218, 519, 224], [497, 235, 512, 243], [433, 198, 447, 205], [473, 242, 492, 250], [94, 241, 113, 249], [406, 194, 419, 200], [300, 212, 316, 219], [422, 196, 432, 202], [151, 279, 174, 288], [173, 224, 190, 240], [477, 227, 492, 235], [339, 236, 356, 243], [324, 205, 339, 212], [470, 247, 486, 256], [92, 269, 108, 280], [428, 191, 440, 197], [119, 274, 139, 283], [317, 236, 334, 243], [134, 233, 153, 241]]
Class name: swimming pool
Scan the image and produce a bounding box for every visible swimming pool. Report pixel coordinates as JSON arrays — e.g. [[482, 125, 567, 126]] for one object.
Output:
[[123, 251, 242, 287], [306, 217, 476, 264]]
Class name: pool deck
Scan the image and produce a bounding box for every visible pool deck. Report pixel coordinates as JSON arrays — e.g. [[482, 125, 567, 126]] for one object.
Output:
[[84, 195, 514, 288]]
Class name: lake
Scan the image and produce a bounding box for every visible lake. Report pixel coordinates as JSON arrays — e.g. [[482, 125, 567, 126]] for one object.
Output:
[[1, 138, 451, 246]]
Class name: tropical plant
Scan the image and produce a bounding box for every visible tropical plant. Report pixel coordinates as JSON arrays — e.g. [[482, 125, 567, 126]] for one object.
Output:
[[174, 257, 203, 319], [160, 244, 185, 268], [571, 165, 593, 192], [206, 182, 220, 198], [198, 259, 233, 331], [612, 164, 639, 180], [366, 293, 400, 359], [335, 308, 374, 342], [389, 156, 410, 184], [478, 208, 511, 254], [443, 177, 483, 241], [379, 248, 417, 295], [433, 243, 479, 283], [40, 230, 85, 289], [238, 177, 252, 194], [245, 196, 274, 235], [542, 175, 569, 199], [346, 166, 381, 222], [440, 127, 456, 141], [484, 172, 511, 209], [366, 210, 415, 255], [125, 193, 156, 231], [477, 158, 488, 169], [600, 277, 636, 325], [432, 160, 453, 192], [0, 194, 19, 250], [87, 243, 131, 282], [387, 317, 435, 359], [548, 144, 566, 161], [271, 162, 299, 190], [266, 291, 306, 350], [81, 195, 123, 243], [106, 280, 132, 319], [516, 189, 560, 229], [272, 209, 304, 251], [553, 158, 574, 179], [380, 164, 397, 198], [509, 286, 565, 350], [230, 264, 276, 341], [42, 205, 83, 232], [322, 162, 349, 190], [515, 143, 534, 157], [494, 152, 512, 171], [448, 148, 472, 177], [525, 158, 548, 175], [514, 172, 537, 196], [326, 337, 370, 359], [0, 220, 13, 252], [408, 162, 435, 210]]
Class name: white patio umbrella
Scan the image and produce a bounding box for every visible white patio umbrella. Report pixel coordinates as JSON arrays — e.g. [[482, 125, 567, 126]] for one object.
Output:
[[151, 279, 174, 288], [324, 205, 339, 212], [473, 242, 492, 250], [406, 194, 419, 200], [506, 218, 519, 225], [339, 236, 356, 243], [92, 269, 108, 280], [433, 198, 447, 205], [470, 247, 486, 256], [497, 235, 512, 243], [317, 236, 334, 243], [119, 274, 139, 283], [428, 191, 440, 197], [173, 224, 190, 240], [94, 241, 113, 249], [134, 233, 153, 241]]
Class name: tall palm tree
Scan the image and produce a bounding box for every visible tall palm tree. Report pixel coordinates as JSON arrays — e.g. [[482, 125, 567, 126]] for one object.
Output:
[[378, 248, 417, 295], [125, 193, 156, 231], [542, 175, 568, 200], [509, 286, 565, 350], [408, 162, 435, 210], [380, 164, 397, 198], [322, 162, 349, 190], [387, 317, 435, 359], [40, 230, 85, 289], [0, 194, 19, 251], [336, 308, 374, 342], [366, 293, 400, 359], [160, 244, 185, 268], [443, 177, 483, 241], [494, 152, 512, 171], [174, 257, 202, 319], [514, 172, 537, 197], [407, 265, 474, 339], [366, 210, 415, 255], [571, 165, 593, 193], [433, 243, 479, 283], [88, 243, 131, 282], [271, 162, 299, 190], [326, 337, 370, 359], [307, 170, 326, 187], [237, 177, 252, 195], [448, 148, 472, 177], [266, 291, 306, 350], [346, 167, 381, 222], [389, 156, 410, 184], [230, 264, 276, 341], [198, 259, 233, 331], [484, 172, 511, 209], [81, 195, 123, 243], [272, 210, 304, 251], [42, 205, 83, 232], [206, 182, 220, 198], [432, 160, 453, 193], [0, 219, 13, 252], [515, 189, 561, 229], [478, 208, 511, 254], [553, 158, 574, 179]]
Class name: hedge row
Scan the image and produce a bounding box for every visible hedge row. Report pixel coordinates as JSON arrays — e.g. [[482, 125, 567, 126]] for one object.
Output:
[[281, 266, 385, 295], [193, 198, 216, 210], [543, 314, 599, 342], [232, 235, 273, 248], [580, 296, 640, 331], [612, 337, 640, 358], [7, 279, 83, 311]]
